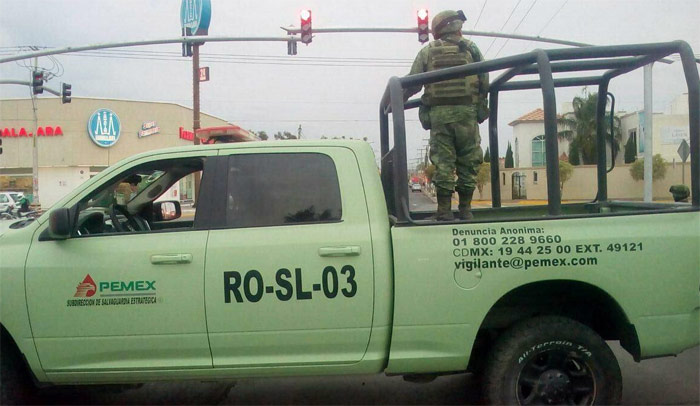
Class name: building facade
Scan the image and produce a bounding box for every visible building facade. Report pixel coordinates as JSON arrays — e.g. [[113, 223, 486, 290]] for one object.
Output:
[[510, 93, 691, 170], [496, 93, 691, 202], [0, 97, 231, 207]]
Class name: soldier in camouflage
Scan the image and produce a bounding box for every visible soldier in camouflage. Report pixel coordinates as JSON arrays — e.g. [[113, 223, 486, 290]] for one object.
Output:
[[404, 10, 489, 221]]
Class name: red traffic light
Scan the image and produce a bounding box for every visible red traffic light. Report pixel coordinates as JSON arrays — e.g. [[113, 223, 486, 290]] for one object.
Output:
[[417, 9, 429, 44], [32, 70, 44, 95], [300, 9, 312, 44]]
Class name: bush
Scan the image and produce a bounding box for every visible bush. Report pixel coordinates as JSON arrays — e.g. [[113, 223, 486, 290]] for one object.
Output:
[[559, 160, 574, 191], [476, 162, 491, 199], [629, 154, 667, 181]]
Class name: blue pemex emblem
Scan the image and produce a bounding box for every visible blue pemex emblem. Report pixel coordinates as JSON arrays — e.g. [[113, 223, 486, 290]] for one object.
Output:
[[180, 0, 211, 36], [88, 109, 121, 148]]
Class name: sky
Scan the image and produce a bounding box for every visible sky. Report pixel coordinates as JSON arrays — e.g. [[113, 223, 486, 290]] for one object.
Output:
[[1, 0, 699, 165]]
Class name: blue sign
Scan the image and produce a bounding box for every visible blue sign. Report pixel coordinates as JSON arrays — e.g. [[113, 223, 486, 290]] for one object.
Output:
[[88, 109, 121, 148], [180, 0, 211, 36]]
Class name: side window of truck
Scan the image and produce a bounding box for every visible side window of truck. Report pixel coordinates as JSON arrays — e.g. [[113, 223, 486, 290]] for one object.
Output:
[[225, 153, 342, 228], [71, 157, 207, 236]]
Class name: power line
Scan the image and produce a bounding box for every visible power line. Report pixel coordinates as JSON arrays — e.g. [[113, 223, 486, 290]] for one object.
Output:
[[0, 48, 414, 68], [1, 46, 414, 63], [493, 0, 539, 58], [537, 0, 569, 36], [43, 52, 412, 68], [483, 0, 524, 57], [471, 0, 488, 33]]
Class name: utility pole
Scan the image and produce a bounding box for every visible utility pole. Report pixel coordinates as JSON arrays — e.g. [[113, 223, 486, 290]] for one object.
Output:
[[31, 57, 40, 208], [192, 43, 202, 205], [193, 44, 201, 143], [643, 64, 654, 202]]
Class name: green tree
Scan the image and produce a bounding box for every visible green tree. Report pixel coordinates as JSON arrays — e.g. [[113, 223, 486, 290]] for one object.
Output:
[[630, 154, 668, 181], [568, 138, 581, 165], [258, 131, 268, 141], [559, 160, 574, 192], [483, 146, 490, 163], [505, 142, 514, 168], [558, 90, 621, 165], [424, 164, 436, 182], [476, 162, 491, 199], [624, 136, 637, 163]]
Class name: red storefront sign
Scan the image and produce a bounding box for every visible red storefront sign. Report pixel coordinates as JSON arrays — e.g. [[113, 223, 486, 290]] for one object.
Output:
[[179, 127, 194, 141], [1, 126, 64, 137]]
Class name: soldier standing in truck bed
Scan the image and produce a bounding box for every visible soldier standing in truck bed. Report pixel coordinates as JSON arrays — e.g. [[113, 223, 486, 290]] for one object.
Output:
[[404, 10, 489, 221]]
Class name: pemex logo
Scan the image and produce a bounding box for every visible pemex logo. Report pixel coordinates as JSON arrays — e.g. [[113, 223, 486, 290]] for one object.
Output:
[[75, 274, 97, 297]]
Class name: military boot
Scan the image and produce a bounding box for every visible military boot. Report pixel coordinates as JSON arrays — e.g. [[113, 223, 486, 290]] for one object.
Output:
[[457, 189, 475, 221], [429, 190, 454, 221]]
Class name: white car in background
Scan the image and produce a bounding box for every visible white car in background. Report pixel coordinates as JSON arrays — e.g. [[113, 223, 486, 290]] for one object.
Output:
[[410, 183, 422, 193], [0, 192, 21, 214]]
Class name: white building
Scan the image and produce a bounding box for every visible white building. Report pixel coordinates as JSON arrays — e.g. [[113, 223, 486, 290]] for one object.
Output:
[[619, 93, 691, 165], [509, 93, 690, 169]]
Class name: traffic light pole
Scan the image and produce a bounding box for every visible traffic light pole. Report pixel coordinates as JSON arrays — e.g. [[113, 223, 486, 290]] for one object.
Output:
[[0, 80, 61, 96], [192, 43, 201, 206], [31, 57, 40, 208]]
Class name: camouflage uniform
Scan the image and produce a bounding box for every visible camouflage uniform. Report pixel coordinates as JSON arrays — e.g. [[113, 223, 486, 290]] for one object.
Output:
[[404, 10, 489, 220]]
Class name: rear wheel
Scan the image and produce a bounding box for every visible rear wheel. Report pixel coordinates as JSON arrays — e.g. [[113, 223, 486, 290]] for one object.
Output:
[[483, 316, 622, 405]]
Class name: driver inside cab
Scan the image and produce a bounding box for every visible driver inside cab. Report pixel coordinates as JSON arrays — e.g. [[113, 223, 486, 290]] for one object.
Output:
[[114, 174, 142, 205]]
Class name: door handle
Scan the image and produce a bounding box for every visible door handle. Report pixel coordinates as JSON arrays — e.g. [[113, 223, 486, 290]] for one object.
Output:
[[318, 246, 361, 257], [150, 254, 193, 265]]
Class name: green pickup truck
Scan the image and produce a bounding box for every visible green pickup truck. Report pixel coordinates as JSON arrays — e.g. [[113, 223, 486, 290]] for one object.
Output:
[[1, 42, 699, 405]]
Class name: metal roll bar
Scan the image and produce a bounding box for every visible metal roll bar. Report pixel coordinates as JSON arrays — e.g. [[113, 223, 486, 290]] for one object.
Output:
[[380, 41, 700, 223]]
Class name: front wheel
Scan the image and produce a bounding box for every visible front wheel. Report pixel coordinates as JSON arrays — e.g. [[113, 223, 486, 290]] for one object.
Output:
[[1, 334, 36, 405], [483, 316, 622, 405]]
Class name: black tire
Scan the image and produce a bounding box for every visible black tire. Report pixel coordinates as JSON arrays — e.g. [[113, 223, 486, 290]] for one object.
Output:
[[1, 333, 36, 405], [483, 316, 622, 405]]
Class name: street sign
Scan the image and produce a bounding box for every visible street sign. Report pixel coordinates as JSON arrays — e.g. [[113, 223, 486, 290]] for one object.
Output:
[[199, 67, 209, 82], [180, 0, 211, 36], [677, 139, 690, 162]]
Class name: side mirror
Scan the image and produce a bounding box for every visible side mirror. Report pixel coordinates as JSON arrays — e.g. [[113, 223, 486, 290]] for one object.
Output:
[[48, 208, 72, 239], [154, 201, 181, 221]]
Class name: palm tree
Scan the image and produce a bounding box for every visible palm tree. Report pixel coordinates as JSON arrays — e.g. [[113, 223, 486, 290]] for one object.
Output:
[[558, 91, 621, 165]]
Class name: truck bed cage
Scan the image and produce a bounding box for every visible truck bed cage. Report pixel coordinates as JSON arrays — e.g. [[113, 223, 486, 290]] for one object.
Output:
[[379, 41, 700, 223]]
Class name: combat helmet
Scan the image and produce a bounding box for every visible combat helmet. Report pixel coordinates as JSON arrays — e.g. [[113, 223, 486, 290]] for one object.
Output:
[[431, 10, 467, 39]]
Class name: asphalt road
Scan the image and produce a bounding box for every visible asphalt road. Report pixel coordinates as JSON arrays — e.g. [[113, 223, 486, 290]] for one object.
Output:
[[34, 344, 699, 405]]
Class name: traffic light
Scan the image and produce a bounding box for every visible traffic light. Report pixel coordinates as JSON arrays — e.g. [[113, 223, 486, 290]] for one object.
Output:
[[32, 70, 44, 95], [62, 83, 72, 104], [417, 9, 429, 43], [300, 9, 312, 44]]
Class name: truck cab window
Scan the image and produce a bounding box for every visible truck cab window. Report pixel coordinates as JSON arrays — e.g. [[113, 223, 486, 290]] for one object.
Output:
[[73, 157, 206, 236], [226, 153, 342, 228]]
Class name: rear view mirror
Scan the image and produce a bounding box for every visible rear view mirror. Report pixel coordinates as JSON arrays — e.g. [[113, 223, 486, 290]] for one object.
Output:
[[154, 201, 181, 221], [48, 208, 72, 239]]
